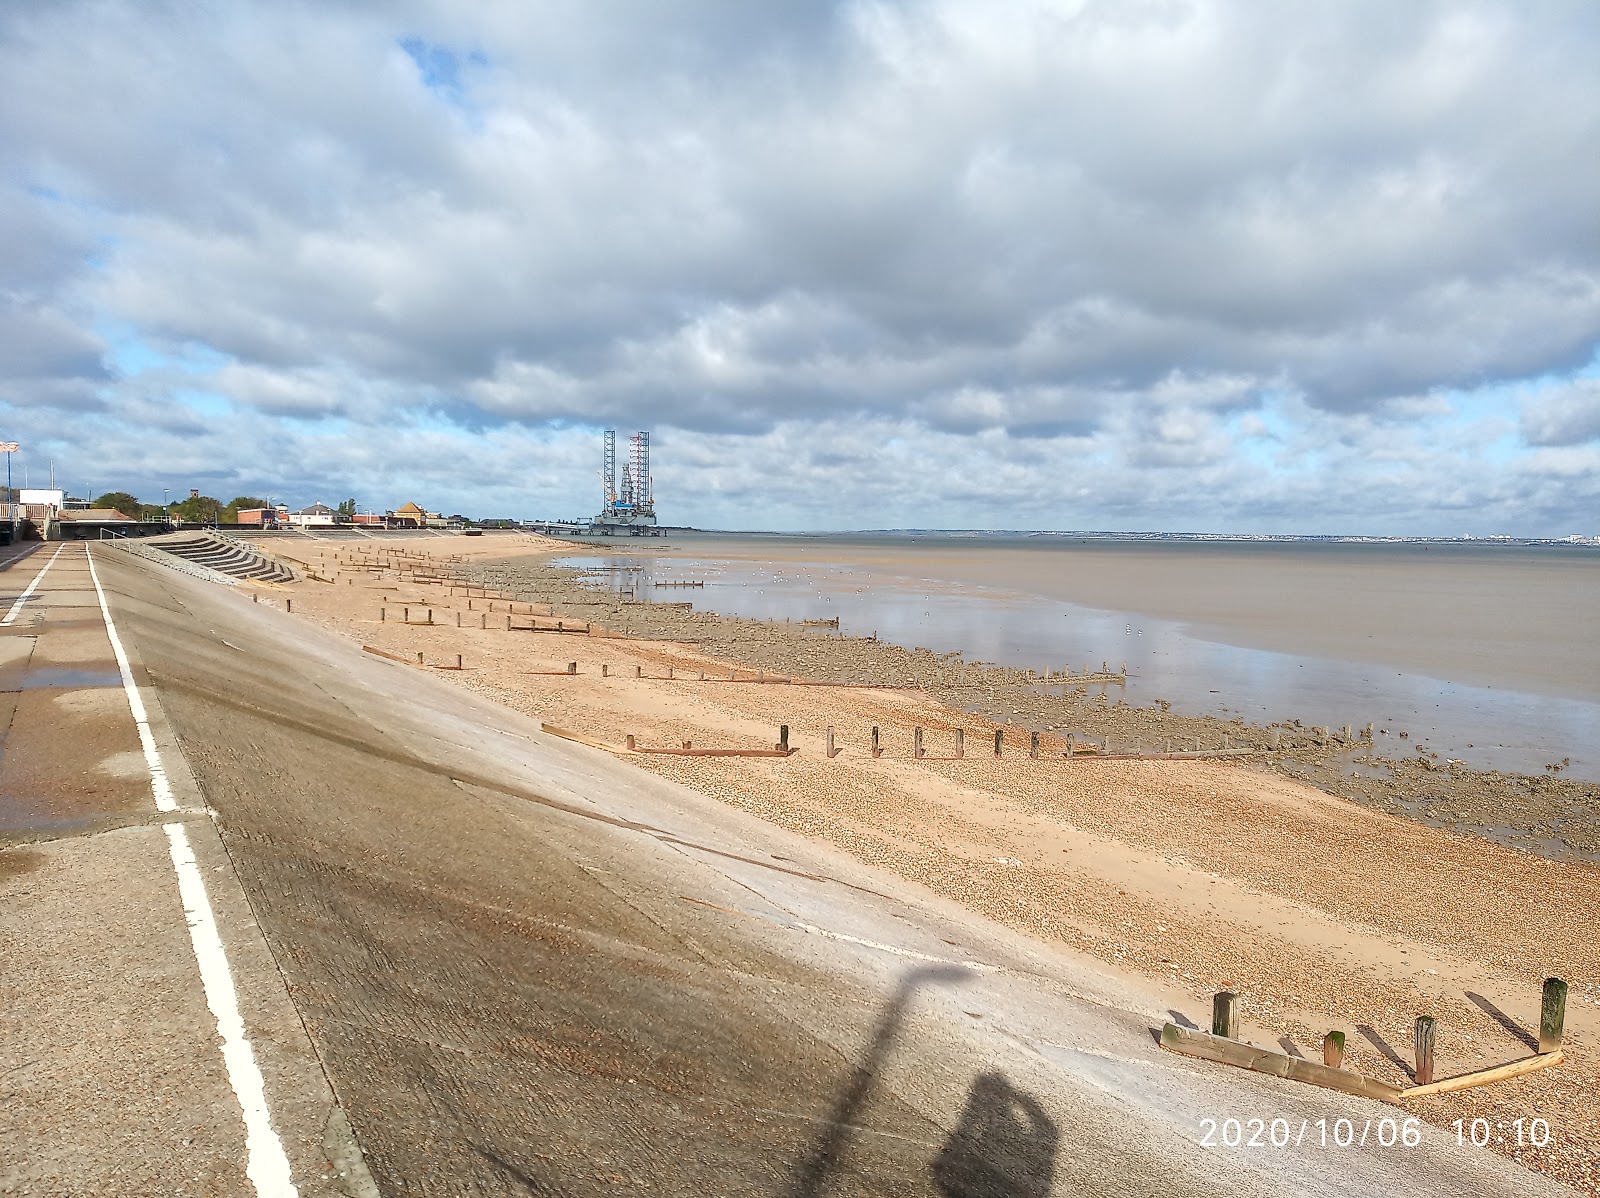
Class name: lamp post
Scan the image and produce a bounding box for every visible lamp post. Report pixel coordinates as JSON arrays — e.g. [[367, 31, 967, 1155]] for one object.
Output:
[[0, 442, 17, 511]]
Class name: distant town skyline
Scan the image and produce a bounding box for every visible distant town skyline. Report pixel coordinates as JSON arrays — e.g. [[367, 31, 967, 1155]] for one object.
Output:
[[3, 2, 1597, 535]]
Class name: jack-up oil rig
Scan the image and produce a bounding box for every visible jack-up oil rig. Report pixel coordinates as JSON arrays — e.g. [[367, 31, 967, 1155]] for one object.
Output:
[[590, 429, 663, 536]]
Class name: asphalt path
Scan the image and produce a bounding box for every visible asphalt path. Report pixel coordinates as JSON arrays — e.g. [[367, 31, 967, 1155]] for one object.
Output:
[[1, 544, 1577, 1196]]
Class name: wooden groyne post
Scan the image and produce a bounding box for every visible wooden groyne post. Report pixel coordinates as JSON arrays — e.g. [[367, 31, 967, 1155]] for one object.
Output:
[[871, 726, 882, 759], [1323, 1031, 1345, 1069], [1541, 978, 1568, 1053], [1414, 1016, 1437, 1086], [1212, 992, 1239, 1040]]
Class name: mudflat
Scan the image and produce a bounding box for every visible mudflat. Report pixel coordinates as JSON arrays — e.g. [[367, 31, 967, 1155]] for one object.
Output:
[[657, 535, 1600, 702]]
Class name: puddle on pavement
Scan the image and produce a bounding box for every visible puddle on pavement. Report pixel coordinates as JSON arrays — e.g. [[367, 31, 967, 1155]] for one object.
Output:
[[0, 791, 105, 837], [20, 667, 122, 690]]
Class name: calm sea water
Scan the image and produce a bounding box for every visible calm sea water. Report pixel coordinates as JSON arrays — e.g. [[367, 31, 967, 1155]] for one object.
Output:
[[557, 533, 1600, 781]]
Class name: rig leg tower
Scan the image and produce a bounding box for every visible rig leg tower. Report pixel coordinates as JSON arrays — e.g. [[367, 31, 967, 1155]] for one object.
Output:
[[591, 429, 661, 535]]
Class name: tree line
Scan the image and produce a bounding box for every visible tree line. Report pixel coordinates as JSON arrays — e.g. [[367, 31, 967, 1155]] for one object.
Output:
[[86, 491, 269, 522]]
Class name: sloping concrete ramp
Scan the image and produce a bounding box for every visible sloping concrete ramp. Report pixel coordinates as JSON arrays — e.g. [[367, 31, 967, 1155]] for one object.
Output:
[[29, 549, 1576, 1197]]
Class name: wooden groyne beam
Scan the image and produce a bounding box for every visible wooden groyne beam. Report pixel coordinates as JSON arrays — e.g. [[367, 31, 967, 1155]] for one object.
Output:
[[1162, 980, 1567, 1104]]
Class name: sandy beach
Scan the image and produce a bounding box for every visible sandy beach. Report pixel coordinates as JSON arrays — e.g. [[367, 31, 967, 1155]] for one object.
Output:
[[262, 533, 1599, 1193]]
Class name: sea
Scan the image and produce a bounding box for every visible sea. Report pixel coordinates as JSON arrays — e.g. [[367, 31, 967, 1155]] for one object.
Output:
[[556, 532, 1600, 782]]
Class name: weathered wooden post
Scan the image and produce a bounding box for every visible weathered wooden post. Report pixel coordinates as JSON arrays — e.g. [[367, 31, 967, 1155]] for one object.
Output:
[[381, 607, 386, 621], [480, 614, 486, 629], [994, 729, 1003, 757], [567, 661, 577, 675], [455, 654, 462, 669], [1541, 978, 1569, 1053], [427, 609, 433, 623], [777, 725, 789, 753], [1414, 1016, 1436, 1086], [954, 729, 964, 758], [456, 611, 461, 627], [1212, 992, 1239, 1039], [286, 599, 293, 613], [416, 652, 423, 665], [625, 734, 636, 751], [634, 665, 643, 678], [1269, 727, 1281, 749], [601, 664, 609, 677], [1342, 724, 1352, 741], [871, 726, 882, 758], [1029, 731, 1040, 759], [913, 728, 924, 759], [826, 727, 838, 758], [1323, 1031, 1345, 1068]]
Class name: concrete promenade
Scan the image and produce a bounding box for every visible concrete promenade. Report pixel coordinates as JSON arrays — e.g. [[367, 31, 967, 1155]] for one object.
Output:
[[0, 544, 1575, 1196]]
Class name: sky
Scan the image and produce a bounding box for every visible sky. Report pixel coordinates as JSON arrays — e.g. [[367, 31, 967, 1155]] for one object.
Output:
[[2, 0, 1597, 535]]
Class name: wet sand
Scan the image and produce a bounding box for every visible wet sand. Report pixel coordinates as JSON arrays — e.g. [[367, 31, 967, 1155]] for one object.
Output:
[[658, 534, 1600, 702], [259, 534, 1600, 1193]]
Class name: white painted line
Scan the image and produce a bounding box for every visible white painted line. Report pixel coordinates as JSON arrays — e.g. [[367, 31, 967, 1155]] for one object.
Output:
[[85, 546, 176, 812], [1, 543, 65, 626], [87, 547, 299, 1198], [164, 822, 300, 1198]]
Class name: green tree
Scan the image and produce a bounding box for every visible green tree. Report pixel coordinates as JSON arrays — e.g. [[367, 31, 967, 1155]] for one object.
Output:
[[224, 495, 270, 520], [93, 491, 144, 517], [336, 497, 357, 517], [174, 494, 224, 524]]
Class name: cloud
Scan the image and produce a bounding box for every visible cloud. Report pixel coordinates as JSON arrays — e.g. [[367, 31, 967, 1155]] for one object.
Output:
[[0, 0, 1597, 531], [1521, 378, 1600, 447]]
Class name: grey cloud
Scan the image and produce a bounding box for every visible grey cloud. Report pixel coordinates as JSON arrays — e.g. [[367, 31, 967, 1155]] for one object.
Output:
[[1521, 378, 1600, 447]]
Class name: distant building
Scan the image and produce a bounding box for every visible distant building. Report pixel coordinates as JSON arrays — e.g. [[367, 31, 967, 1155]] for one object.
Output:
[[350, 512, 386, 526], [57, 508, 133, 523], [19, 488, 64, 510], [288, 502, 339, 528], [389, 501, 428, 529]]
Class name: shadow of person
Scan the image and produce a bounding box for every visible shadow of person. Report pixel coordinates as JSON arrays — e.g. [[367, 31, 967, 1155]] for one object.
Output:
[[932, 1073, 1058, 1197]]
